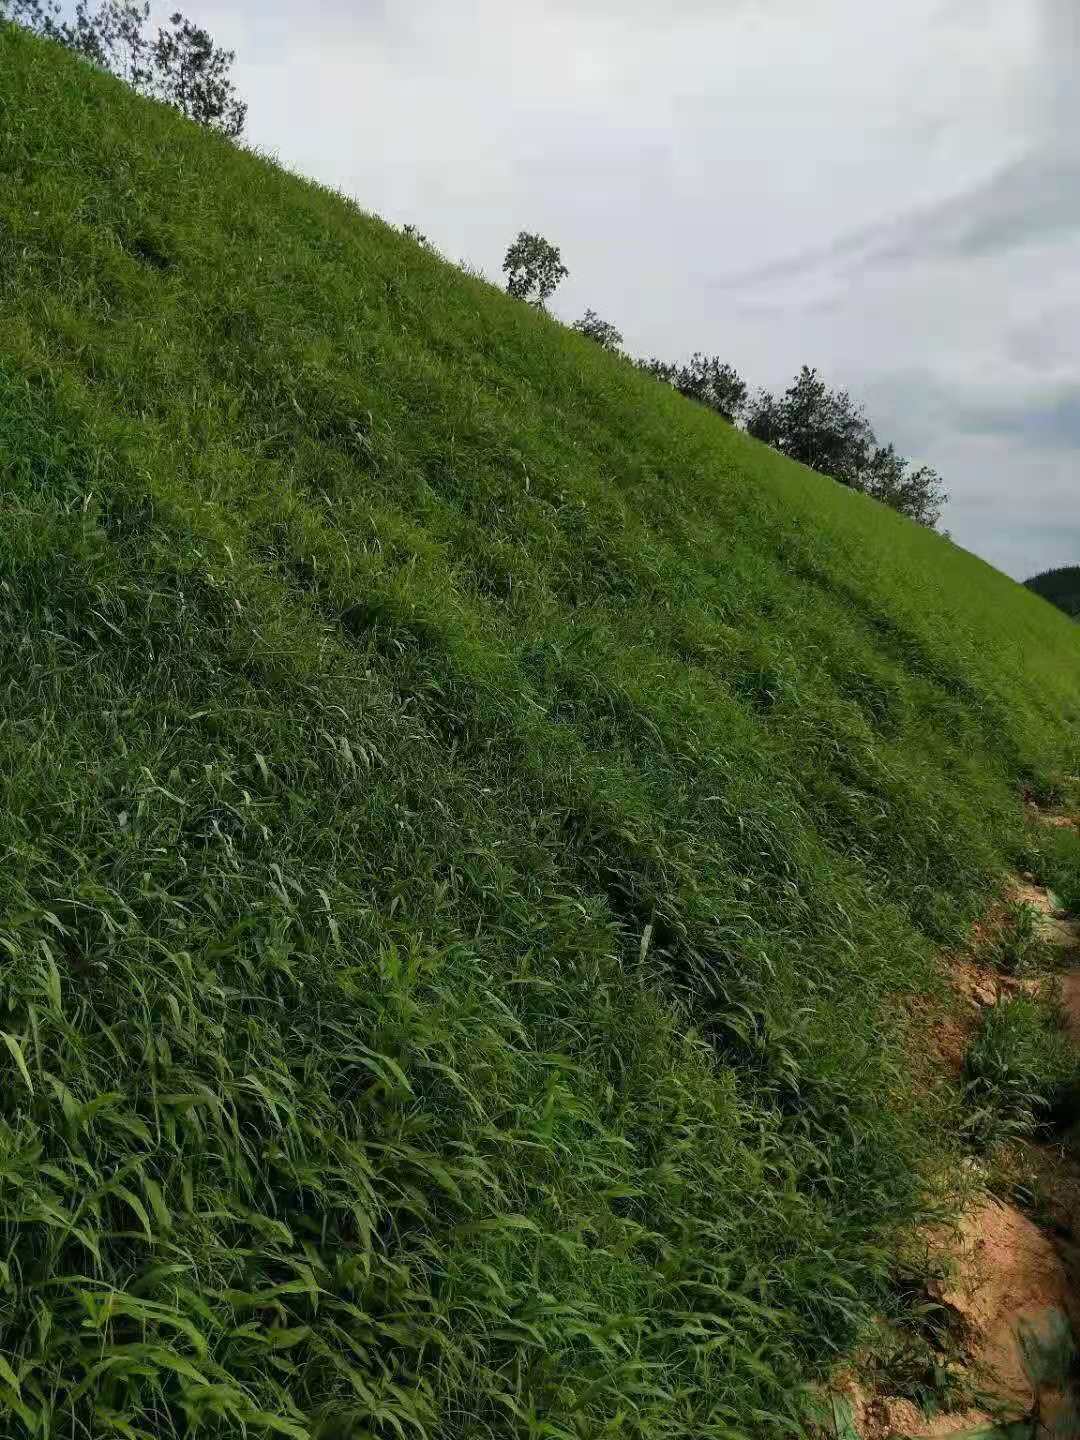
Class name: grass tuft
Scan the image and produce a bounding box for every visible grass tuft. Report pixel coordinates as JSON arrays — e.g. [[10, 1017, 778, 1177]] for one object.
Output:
[[963, 994, 1080, 1150], [989, 901, 1053, 977]]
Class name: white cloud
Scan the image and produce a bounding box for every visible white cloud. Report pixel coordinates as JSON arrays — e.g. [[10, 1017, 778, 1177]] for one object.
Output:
[[202, 0, 1078, 579]]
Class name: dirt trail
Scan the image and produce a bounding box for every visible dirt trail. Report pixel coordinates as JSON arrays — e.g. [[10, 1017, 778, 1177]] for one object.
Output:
[[823, 825, 1080, 1439], [909, 872, 1080, 1438]]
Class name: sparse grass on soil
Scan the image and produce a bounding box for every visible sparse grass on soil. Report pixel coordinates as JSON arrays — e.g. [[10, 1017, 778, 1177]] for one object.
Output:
[[987, 901, 1054, 977], [3, 22, 1080, 1438]]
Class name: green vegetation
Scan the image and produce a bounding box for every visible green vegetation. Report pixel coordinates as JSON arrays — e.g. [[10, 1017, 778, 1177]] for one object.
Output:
[[1030, 823, 1080, 916], [844, 1259, 981, 1427], [963, 994, 1080, 1150], [634, 359, 948, 526], [502, 230, 568, 308], [858, 1325, 975, 1423], [987, 901, 1053, 977], [2, 24, 1080, 1438], [1025, 566, 1080, 620], [0, 0, 247, 135]]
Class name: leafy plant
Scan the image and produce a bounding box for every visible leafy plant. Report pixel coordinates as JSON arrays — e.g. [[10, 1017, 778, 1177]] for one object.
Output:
[[867, 1328, 978, 1419]]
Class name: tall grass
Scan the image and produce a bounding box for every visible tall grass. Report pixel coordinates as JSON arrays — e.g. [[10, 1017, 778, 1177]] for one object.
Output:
[[1031, 824, 1080, 917], [2, 22, 1080, 1437], [964, 994, 1080, 1150]]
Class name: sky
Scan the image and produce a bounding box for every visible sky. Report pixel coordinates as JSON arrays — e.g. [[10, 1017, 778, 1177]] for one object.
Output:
[[203, 0, 1078, 579]]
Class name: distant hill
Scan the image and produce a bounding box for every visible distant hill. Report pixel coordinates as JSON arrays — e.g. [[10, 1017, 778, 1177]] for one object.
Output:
[[1026, 565, 1080, 618], [3, 21, 1080, 1437]]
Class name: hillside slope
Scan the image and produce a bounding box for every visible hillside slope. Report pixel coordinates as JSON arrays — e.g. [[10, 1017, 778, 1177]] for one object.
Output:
[[1027, 565, 1080, 619], [2, 25, 1080, 1439]]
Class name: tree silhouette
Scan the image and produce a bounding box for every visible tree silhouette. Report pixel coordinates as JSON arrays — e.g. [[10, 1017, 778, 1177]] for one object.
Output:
[[503, 232, 568, 308], [572, 309, 623, 352]]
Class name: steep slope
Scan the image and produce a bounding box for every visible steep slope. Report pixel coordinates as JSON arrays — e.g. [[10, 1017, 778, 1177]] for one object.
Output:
[[1027, 565, 1080, 619], [1, 25, 1080, 1439]]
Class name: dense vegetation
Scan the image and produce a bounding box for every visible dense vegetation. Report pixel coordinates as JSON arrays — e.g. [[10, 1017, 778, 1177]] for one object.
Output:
[[2, 26, 1080, 1438], [963, 991, 1080, 1150], [1026, 565, 1080, 620], [630, 361, 947, 527]]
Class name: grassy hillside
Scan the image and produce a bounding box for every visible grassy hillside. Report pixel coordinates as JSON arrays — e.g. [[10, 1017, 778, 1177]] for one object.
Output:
[[2, 24, 1080, 1438], [1026, 565, 1080, 619]]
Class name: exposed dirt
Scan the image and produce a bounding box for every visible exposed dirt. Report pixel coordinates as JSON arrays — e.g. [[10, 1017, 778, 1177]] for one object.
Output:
[[932, 1198, 1073, 1410], [929, 1009, 978, 1077], [1008, 877, 1080, 954], [1058, 973, 1080, 1045], [842, 1197, 1075, 1437], [857, 1396, 996, 1439], [926, 875, 1080, 1081], [1027, 803, 1078, 832], [842, 1382, 991, 1439], [918, 866, 1080, 1437], [998, 1138, 1080, 1241], [827, 821, 1080, 1439]]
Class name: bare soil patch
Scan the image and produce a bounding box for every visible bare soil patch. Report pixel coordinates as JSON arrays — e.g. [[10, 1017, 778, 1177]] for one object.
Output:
[[827, 844, 1080, 1438]]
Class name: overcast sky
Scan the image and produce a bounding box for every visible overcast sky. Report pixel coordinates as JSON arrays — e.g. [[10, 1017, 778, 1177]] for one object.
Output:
[[205, 0, 1078, 579]]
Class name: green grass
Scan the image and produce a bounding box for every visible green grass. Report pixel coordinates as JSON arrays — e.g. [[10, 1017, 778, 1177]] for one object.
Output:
[[987, 901, 1053, 977], [1030, 823, 1080, 917], [2, 22, 1080, 1438], [963, 993, 1080, 1150]]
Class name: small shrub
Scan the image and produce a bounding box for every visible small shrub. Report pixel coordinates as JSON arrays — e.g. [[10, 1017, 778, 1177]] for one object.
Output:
[[572, 308, 623, 352], [963, 993, 1080, 1150]]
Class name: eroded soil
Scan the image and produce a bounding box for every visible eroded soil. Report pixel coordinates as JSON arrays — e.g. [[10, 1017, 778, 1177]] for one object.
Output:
[[822, 804, 1080, 1439]]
